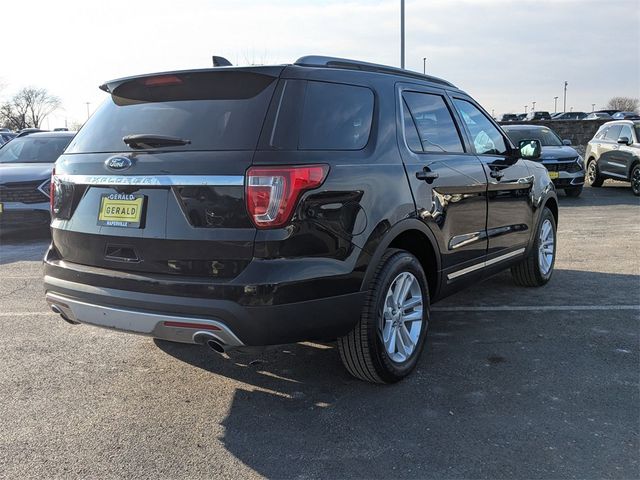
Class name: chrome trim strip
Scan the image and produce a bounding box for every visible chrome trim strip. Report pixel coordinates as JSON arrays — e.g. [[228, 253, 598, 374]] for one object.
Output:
[[45, 292, 244, 346], [608, 161, 627, 168], [55, 174, 244, 187], [447, 248, 525, 280]]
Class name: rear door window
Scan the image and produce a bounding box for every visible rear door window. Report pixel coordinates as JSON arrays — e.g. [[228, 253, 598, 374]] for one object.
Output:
[[298, 81, 373, 150], [402, 92, 463, 153]]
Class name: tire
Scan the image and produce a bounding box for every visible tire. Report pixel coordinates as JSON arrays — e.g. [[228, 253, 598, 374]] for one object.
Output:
[[511, 207, 556, 287], [631, 164, 640, 196], [564, 186, 583, 197], [338, 249, 429, 383], [586, 158, 604, 187]]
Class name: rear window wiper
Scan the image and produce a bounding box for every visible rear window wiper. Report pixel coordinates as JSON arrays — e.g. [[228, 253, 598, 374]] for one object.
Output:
[[123, 134, 191, 149]]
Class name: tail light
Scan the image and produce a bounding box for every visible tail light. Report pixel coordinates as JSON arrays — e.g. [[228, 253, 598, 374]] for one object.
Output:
[[246, 165, 328, 228]]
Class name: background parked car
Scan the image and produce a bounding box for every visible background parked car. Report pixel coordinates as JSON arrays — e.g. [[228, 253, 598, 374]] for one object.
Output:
[[16, 128, 48, 138], [585, 112, 612, 120], [0, 131, 75, 231], [0, 132, 16, 145], [496, 113, 519, 122], [611, 111, 640, 120], [585, 120, 640, 196], [552, 111, 587, 120], [516, 113, 527, 120], [594, 109, 620, 116], [502, 124, 585, 197], [524, 111, 552, 121]]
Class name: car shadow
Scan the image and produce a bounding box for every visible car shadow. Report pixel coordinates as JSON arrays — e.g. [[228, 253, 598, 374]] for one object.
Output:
[[155, 268, 639, 478], [562, 183, 639, 206], [0, 227, 50, 265]]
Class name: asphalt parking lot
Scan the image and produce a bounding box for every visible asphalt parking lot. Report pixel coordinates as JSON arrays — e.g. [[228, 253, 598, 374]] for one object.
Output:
[[0, 183, 638, 479]]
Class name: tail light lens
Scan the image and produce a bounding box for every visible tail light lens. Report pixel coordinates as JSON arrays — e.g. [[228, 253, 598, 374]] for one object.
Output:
[[246, 165, 328, 228]]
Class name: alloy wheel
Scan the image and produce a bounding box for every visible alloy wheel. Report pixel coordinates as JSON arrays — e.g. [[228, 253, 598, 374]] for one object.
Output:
[[632, 167, 640, 195], [538, 218, 555, 276], [381, 272, 423, 363]]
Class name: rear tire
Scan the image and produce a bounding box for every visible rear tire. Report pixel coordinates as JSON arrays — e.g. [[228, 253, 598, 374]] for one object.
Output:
[[511, 207, 556, 287], [586, 158, 604, 187], [338, 249, 429, 383], [631, 164, 640, 196], [564, 186, 583, 197]]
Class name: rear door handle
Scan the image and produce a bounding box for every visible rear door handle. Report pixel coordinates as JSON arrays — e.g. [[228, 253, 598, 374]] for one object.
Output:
[[490, 169, 505, 180], [416, 169, 439, 183]]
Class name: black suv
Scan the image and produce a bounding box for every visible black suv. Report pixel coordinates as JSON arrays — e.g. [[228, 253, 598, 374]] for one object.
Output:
[[44, 56, 558, 383]]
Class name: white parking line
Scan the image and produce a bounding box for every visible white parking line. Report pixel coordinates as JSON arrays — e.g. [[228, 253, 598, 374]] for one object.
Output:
[[432, 305, 640, 312], [0, 312, 52, 317]]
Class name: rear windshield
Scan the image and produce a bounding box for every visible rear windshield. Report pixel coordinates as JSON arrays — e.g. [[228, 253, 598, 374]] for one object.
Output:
[[0, 135, 72, 163], [503, 127, 563, 147], [66, 71, 278, 153]]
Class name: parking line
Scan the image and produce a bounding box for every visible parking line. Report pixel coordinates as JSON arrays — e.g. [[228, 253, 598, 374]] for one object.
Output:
[[432, 305, 640, 312], [0, 312, 52, 317]]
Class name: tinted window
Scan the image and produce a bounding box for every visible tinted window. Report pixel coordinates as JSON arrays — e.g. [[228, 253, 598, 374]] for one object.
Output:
[[66, 71, 277, 153], [0, 135, 72, 163], [298, 81, 373, 150], [619, 125, 633, 141], [453, 99, 508, 155], [503, 127, 562, 147], [402, 92, 463, 153], [402, 99, 422, 152], [604, 125, 623, 141]]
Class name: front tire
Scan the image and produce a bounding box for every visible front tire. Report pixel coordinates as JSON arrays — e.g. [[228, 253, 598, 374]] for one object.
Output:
[[631, 164, 640, 196], [511, 207, 556, 287], [586, 158, 604, 187], [338, 249, 429, 383], [564, 186, 583, 197]]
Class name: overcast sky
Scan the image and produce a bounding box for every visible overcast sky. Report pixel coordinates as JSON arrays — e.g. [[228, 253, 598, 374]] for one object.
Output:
[[2, 0, 638, 128]]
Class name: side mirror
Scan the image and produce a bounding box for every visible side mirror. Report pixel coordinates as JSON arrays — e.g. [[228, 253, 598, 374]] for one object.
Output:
[[562, 139, 572, 146], [518, 139, 541, 159], [618, 136, 631, 145]]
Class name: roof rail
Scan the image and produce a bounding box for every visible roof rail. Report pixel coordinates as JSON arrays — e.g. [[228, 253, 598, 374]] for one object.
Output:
[[294, 55, 455, 88]]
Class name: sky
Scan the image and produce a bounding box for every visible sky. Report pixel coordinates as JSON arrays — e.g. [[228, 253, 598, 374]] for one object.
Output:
[[1, 0, 638, 128]]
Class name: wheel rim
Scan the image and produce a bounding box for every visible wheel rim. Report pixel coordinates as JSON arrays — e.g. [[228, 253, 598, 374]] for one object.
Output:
[[538, 219, 555, 276], [632, 168, 640, 194], [587, 161, 597, 185], [381, 272, 423, 363]]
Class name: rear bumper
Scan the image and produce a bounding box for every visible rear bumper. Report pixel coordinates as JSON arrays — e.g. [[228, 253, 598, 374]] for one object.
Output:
[[44, 259, 365, 346]]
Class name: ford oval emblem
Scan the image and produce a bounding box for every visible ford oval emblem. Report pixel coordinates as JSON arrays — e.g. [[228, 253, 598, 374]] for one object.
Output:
[[105, 156, 132, 171]]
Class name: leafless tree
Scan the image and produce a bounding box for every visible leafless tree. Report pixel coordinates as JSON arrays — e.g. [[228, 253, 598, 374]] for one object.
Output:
[[0, 87, 61, 130], [606, 96, 639, 113]]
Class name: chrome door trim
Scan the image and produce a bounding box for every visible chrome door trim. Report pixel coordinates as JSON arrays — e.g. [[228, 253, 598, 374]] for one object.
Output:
[[447, 247, 525, 280], [55, 174, 244, 186]]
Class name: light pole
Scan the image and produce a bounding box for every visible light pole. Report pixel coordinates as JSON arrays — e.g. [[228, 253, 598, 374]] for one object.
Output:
[[524, 105, 528, 114], [423, 57, 426, 74], [554, 96, 558, 113], [400, 0, 405, 69], [563, 81, 568, 113], [85, 102, 91, 120], [532, 101, 536, 112], [592, 103, 596, 112]]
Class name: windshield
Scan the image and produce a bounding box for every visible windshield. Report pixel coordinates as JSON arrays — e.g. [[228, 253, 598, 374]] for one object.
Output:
[[0, 136, 72, 163], [503, 127, 563, 147], [634, 125, 640, 142], [66, 70, 278, 153]]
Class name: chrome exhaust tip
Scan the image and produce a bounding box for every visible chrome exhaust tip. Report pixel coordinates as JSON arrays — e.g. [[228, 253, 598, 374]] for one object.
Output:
[[193, 331, 230, 354], [49, 303, 80, 325]]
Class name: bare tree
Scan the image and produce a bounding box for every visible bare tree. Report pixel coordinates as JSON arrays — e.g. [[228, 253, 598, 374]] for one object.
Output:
[[606, 96, 639, 113], [0, 87, 61, 130]]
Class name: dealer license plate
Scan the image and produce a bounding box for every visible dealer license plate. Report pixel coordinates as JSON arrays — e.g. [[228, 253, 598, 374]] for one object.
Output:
[[548, 171, 559, 180], [97, 193, 145, 228]]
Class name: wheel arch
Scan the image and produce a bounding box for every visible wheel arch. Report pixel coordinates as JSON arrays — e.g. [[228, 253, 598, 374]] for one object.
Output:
[[360, 219, 441, 299]]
